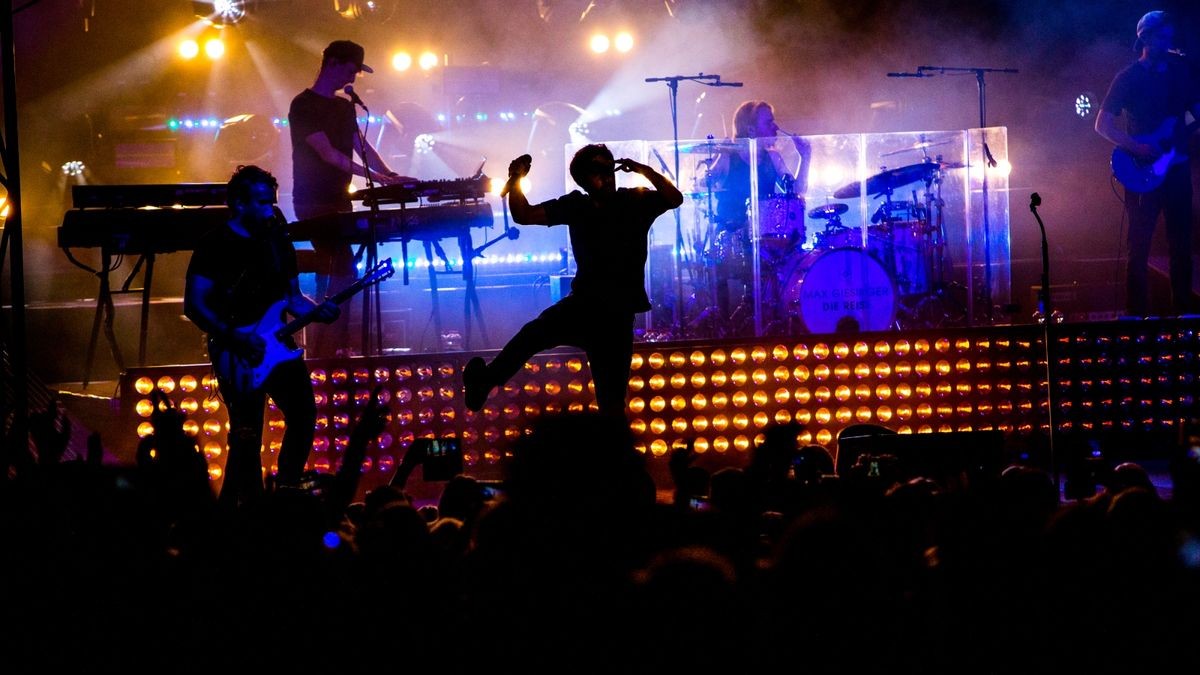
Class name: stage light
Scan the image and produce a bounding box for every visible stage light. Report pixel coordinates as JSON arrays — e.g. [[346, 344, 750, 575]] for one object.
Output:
[[991, 158, 1012, 177], [334, 0, 397, 20], [194, 0, 245, 25], [1074, 92, 1095, 119], [414, 133, 436, 154], [392, 51, 412, 71], [418, 51, 439, 71], [590, 34, 610, 53], [204, 37, 225, 60], [614, 31, 634, 52], [61, 160, 86, 177], [0, 196, 9, 220], [179, 39, 200, 60]]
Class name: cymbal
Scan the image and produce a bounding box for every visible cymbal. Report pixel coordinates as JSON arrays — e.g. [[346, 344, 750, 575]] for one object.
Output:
[[684, 189, 727, 199], [808, 203, 849, 219], [879, 138, 953, 158], [832, 162, 939, 199], [677, 141, 740, 154]]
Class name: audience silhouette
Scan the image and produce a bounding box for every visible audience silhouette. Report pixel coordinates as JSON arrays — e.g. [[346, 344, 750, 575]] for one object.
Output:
[[5, 405, 1200, 672]]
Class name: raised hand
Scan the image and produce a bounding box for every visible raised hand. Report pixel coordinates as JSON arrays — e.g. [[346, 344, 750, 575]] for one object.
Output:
[[508, 154, 533, 180], [614, 158, 648, 174]]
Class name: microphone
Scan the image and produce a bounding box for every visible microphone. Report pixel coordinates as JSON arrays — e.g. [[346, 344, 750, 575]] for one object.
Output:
[[1030, 192, 1041, 210], [983, 142, 998, 168], [343, 85, 368, 112], [500, 154, 532, 198], [714, 79, 743, 87], [887, 72, 927, 78]]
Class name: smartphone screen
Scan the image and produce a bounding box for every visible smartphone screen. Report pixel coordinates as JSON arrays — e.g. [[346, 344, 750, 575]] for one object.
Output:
[[418, 437, 463, 481]]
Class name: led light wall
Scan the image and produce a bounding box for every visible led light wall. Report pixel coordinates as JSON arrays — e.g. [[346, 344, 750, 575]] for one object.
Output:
[[121, 318, 1200, 495]]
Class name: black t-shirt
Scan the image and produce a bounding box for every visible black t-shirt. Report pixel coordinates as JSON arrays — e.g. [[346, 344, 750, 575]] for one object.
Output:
[[1100, 56, 1200, 136], [716, 149, 780, 226], [289, 88, 357, 212], [186, 222, 299, 328], [540, 187, 674, 313]]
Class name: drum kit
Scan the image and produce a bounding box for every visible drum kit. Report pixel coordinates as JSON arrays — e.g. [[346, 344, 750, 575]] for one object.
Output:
[[688, 141, 967, 337]]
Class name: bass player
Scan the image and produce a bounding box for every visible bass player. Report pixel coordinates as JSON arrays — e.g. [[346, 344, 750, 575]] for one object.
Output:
[[1095, 10, 1200, 316]]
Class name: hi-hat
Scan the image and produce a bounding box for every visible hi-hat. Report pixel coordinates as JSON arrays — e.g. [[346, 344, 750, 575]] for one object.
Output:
[[808, 203, 849, 219]]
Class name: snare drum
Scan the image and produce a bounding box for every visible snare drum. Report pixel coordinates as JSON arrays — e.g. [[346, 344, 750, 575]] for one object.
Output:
[[780, 247, 897, 333], [815, 225, 866, 250]]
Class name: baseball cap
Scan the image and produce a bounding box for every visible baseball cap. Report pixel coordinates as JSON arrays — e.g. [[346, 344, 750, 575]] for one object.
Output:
[[1134, 10, 1169, 51], [323, 40, 373, 73]]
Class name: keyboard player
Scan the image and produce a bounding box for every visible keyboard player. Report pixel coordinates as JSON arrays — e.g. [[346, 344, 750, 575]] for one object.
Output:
[[289, 39, 415, 357]]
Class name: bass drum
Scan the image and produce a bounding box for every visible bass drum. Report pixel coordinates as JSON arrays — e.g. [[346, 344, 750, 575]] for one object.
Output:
[[781, 248, 897, 334]]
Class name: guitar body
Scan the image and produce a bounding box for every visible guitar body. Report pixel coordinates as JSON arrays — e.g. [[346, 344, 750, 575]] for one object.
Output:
[[210, 299, 304, 393], [208, 258, 395, 394], [1111, 117, 1193, 193]]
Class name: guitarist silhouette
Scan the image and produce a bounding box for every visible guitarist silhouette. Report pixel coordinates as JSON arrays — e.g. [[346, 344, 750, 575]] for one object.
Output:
[[1096, 11, 1200, 316], [185, 165, 342, 506]]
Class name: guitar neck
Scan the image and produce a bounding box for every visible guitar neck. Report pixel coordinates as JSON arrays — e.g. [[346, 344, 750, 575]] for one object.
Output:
[[279, 277, 369, 339]]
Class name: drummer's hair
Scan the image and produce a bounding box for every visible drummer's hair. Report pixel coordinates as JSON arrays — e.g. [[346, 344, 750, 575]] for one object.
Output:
[[733, 100, 774, 139], [569, 143, 614, 188]]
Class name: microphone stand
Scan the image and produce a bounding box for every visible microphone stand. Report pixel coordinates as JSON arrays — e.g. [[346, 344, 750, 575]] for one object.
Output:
[[461, 203, 521, 350], [1030, 193, 1051, 320], [351, 102, 385, 356], [1029, 192, 1058, 491], [903, 64, 1017, 324], [645, 73, 742, 338]]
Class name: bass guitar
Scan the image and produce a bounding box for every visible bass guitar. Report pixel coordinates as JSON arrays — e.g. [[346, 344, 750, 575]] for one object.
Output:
[[1111, 116, 1200, 193], [210, 258, 395, 392]]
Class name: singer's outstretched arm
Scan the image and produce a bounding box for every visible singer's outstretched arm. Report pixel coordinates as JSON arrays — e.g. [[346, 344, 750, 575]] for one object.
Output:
[[506, 156, 548, 225]]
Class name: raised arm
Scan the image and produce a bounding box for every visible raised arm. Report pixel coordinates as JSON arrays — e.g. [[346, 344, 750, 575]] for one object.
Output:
[[616, 158, 684, 208], [505, 154, 550, 224], [791, 135, 812, 196]]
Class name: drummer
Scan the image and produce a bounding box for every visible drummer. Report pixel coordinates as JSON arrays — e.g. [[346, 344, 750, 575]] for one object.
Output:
[[709, 100, 812, 329]]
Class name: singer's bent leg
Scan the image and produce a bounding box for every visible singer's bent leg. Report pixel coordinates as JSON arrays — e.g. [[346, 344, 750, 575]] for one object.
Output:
[[486, 298, 582, 391], [585, 311, 636, 420]]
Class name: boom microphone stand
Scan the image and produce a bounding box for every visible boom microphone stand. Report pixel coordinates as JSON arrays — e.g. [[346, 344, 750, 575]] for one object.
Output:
[[644, 73, 741, 336], [1029, 192, 1058, 490], [887, 64, 1017, 324], [348, 90, 386, 356]]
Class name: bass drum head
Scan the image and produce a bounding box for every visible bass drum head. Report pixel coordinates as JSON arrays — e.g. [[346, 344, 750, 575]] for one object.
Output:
[[782, 247, 896, 333]]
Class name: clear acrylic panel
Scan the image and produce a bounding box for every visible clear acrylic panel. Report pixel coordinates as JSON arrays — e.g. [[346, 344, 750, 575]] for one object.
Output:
[[566, 127, 1010, 339]]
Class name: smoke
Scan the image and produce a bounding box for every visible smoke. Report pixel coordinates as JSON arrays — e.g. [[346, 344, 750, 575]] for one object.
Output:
[[14, 0, 1200, 312]]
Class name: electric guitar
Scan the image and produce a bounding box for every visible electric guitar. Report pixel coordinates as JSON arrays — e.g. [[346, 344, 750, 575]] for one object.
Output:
[[1111, 116, 1200, 193], [210, 258, 395, 392]]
